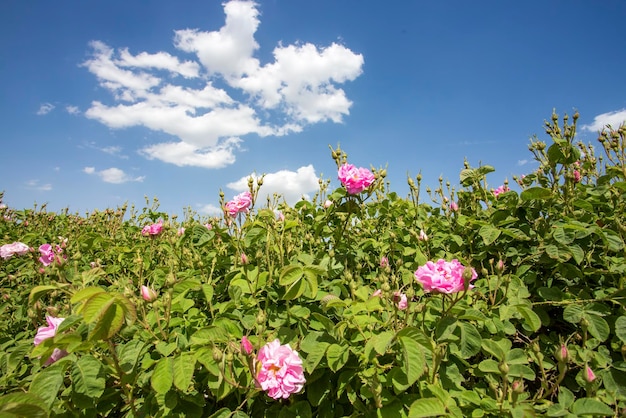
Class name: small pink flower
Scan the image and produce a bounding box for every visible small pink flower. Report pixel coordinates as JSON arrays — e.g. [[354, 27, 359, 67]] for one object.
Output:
[[419, 230, 428, 241], [380, 256, 389, 268], [393, 291, 408, 310], [415, 259, 477, 294], [241, 336, 254, 355], [338, 163, 375, 195], [323, 200, 332, 209], [204, 223, 212, 230], [493, 185, 509, 198], [38, 244, 55, 266], [34, 316, 68, 365], [141, 285, 157, 302], [556, 344, 569, 363], [372, 289, 382, 298], [573, 170, 581, 183], [141, 220, 163, 236], [0, 242, 30, 259], [256, 339, 306, 399], [450, 201, 459, 212], [585, 365, 596, 383], [177, 227, 185, 236], [225, 191, 253, 217], [276, 211, 285, 222], [240, 253, 248, 265]]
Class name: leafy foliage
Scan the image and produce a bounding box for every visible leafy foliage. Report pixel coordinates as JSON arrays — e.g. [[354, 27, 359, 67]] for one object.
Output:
[[1, 112, 626, 417]]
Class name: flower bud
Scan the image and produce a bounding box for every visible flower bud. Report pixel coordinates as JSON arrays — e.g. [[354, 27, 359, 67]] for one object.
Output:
[[512, 380, 524, 394], [241, 336, 254, 355], [256, 311, 266, 325], [555, 344, 569, 363], [212, 347, 223, 362], [584, 365, 596, 383], [499, 362, 509, 375], [141, 285, 158, 302]]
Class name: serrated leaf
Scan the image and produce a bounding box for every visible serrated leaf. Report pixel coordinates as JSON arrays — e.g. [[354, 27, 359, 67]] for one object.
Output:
[[570, 398, 613, 416], [615, 316, 626, 343], [479, 225, 501, 246], [117, 340, 145, 374], [516, 305, 541, 332], [408, 397, 447, 417], [28, 285, 61, 307], [70, 287, 106, 305], [454, 321, 482, 359], [29, 362, 65, 408], [326, 344, 349, 372], [279, 265, 304, 286], [0, 393, 49, 418], [584, 312, 609, 341], [563, 304, 583, 324], [520, 187, 552, 201], [151, 357, 174, 394], [173, 352, 196, 392], [71, 355, 105, 398]]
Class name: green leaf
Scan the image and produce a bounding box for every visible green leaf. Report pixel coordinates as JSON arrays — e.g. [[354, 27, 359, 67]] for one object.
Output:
[[70, 287, 106, 304], [151, 357, 174, 394], [29, 362, 65, 408], [71, 355, 105, 398], [173, 352, 196, 393], [508, 364, 535, 380], [326, 344, 349, 372], [615, 316, 626, 343], [0, 393, 49, 418], [304, 342, 329, 374], [279, 265, 304, 286], [408, 397, 447, 417], [563, 304, 583, 324], [454, 321, 482, 359], [390, 333, 426, 392], [479, 225, 501, 246], [478, 359, 500, 374], [553, 227, 575, 245], [570, 398, 613, 416], [29, 285, 62, 307], [520, 187, 552, 201], [515, 305, 541, 332], [584, 312, 609, 341], [117, 340, 145, 374]]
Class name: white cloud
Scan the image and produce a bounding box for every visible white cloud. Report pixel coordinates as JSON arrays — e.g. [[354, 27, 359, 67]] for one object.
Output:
[[66, 105, 80, 115], [582, 109, 626, 132], [517, 159, 529, 166], [227, 165, 319, 206], [25, 180, 52, 191], [197, 203, 223, 216], [37, 103, 55, 115], [82, 0, 363, 169], [84, 166, 145, 184]]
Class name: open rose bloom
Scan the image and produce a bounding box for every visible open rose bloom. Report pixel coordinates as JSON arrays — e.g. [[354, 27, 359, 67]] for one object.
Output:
[[256, 339, 306, 399], [0, 242, 30, 259], [225, 191, 253, 217], [141, 220, 163, 236], [338, 163, 375, 195], [34, 316, 68, 365], [414, 259, 477, 294]]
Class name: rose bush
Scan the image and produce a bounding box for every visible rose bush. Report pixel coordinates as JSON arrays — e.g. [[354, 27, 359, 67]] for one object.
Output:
[[0, 113, 625, 417]]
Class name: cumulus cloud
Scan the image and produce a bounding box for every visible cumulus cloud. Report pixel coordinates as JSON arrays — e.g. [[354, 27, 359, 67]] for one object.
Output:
[[197, 203, 223, 216], [582, 109, 626, 132], [66, 105, 80, 115], [84, 166, 145, 184], [227, 165, 319, 206], [82, 0, 363, 169], [37, 103, 55, 115]]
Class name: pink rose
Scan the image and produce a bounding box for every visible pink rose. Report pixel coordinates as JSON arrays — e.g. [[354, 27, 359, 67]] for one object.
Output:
[[380, 256, 389, 268], [38, 244, 55, 266], [141, 285, 158, 302], [419, 230, 429, 241], [141, 220, 163, 236], [493, 185, 509, 198], [338, 163, 375, 195], [573, 170, 581, 183], [241, 336, 254, 355], [225, 191, 253, 217], [177, 227, 185, 236], [450, 201, 459, 212], [0, 242, 30, 259], [323, 200, 332, 209], [34, 316, 68, 365], [371, 289, 382, 298], [256, 339, 306, 399], [393, 291, 408, 310], [414, 259, 477, 294]]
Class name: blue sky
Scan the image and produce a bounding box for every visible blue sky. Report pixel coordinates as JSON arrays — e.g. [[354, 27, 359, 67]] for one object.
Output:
[[2, 1, 625, 218]]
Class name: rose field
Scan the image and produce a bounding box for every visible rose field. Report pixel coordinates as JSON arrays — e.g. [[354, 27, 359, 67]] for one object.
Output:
[[2, 112, 626, 417]]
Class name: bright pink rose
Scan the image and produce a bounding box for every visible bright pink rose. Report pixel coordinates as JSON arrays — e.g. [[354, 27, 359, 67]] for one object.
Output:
[[573, 170, 581, 183], [256, 339, 306, 399], [450, 201, 459, 212], [141, 220, 163, 236], [393, 291, 408, 310], [414, 259, 477, 294], [225, 191, 253, 217], [338, 163, 375, 195], [38, 244, 55, 266], [0, 242, 30, 259], [241, 336, 254, 355], [141, 285, 158, 302], [493, 185, 509, 198], [34, 316, 68, 365]]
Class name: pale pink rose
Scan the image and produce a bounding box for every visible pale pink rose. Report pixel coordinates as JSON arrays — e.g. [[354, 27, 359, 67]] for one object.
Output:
[[38, 244, 55, 266], [372, 289, 382, 298], [141, 220, 163, 236], [419, 230, 429, 241], [380, 256, 389, 268], [177, 227, 185, 236], [323, 200, 332, 209], [393, 291, 408, 310], [493, 185, 509, 198], [415, 259, 477, 294], [275, 211, 285, 222], [34, 316, 68, 365], [337, 163, 375, 195], [225, 191, 253, 217], [240, 253, 248, 265], [450, 201, 459, 212], [204, 223, 212, 230], [0, 242, 30, 259], [141, 285, 157, 302], [585, 366, 596, 382], [256, 339, 306, 399], [241, 336, 254, 355]]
